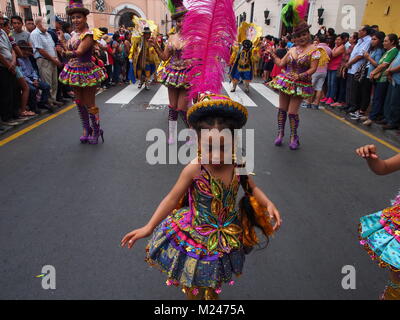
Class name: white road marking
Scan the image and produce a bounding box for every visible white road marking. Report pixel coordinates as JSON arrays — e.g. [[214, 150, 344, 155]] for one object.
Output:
[[249, 83, 279, 108], [105, 84, 144, 104], [222, 82, 257, 107], [149, 85, 169, 106]]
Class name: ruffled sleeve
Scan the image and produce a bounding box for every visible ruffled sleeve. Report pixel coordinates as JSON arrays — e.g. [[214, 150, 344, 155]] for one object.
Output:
[[79, 28, 104, 41], [311, 48, 321, 61]]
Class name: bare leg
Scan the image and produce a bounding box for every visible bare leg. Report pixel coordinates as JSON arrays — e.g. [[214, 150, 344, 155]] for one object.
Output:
[[244, 80, 251, 93], [177, 88, 189, 127], [313, 90, 323, 106], [144, 70, 151, 90], [168, 87, 179, 109], [167, 87, 180, 144], [137, 69, 143, 88], [231, 79, 238, 92], [17, 77, 30, 115], [278, 92, 290, 112]]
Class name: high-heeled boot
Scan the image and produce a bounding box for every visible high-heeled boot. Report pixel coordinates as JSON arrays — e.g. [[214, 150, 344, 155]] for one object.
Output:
[[288, 113, 300, 150], [76, 101, 92, 143], [274, 109, 287, 146], [88, 107, 104, 144], [381, 272, 400, 300], [168, 107, 178, 145]]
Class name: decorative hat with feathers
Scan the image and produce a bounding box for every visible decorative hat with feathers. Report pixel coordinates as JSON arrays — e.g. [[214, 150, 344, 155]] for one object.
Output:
[[182, 0, 247, 128], [281, 0, 310, 36], [168, 0, 188, 20], [66, 0, 90, 16]]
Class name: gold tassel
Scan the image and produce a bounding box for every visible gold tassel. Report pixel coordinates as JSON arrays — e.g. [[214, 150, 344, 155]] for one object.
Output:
[[240, 196, 274, 247], [249, 196, 274, 237], [175, 193, 188, 211]]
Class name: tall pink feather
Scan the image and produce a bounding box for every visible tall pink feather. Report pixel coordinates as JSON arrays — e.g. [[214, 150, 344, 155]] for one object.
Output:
[[295, 0, 309, 20], [182, 0, 237, 100]]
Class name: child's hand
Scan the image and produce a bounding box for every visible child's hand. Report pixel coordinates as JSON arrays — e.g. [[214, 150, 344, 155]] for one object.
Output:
[[267, 203, 282, 231], [356, 144, 379, 159], [121, 225, 153, 249]]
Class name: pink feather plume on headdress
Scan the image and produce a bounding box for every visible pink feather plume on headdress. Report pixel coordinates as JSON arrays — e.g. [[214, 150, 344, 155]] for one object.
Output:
[[182, 0, 237, 100], [295, 0, 309, 20]]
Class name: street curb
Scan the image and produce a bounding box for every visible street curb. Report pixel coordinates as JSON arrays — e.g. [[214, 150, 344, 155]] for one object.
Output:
[[325, 104, 400, 150]]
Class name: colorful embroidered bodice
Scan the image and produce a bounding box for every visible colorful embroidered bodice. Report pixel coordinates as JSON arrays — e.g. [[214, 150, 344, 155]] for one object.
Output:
[[68, 31, 93, 63], [167, 42, 189, 70], [163, 166, 242, 261], [283, 48, 320, 81]]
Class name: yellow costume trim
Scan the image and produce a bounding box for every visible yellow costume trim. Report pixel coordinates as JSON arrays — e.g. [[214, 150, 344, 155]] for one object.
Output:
[[317, 47, 330, 67], [237, 22, 262, 45], [79, 28, 104, 41]]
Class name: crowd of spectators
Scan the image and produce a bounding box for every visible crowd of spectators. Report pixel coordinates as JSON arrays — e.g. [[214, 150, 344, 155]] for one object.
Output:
[[258, 24, 400, 132], [0, 14, 166, 132], [2, 14, 400, 134]]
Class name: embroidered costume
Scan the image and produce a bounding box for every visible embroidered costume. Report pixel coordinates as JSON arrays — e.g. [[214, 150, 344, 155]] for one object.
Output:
[[268, 48, 320, 98], [230, 41, 253, 82], [146, 164, 245, 292], [359, 192, 400, 299], [267, 0, 318, 151], [59, 29, 107, 87], [59, 0, 105, 144], [144, 1, 274, 299], [159, 41, 190, 89]]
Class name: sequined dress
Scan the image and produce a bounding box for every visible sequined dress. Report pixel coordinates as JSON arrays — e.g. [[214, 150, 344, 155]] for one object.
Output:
[[146, 166, 245, 292], [59, 31, 107, 87], [268, 48, 320, 98], [359, 192, 400, 272], [159, 42, 190, 89]]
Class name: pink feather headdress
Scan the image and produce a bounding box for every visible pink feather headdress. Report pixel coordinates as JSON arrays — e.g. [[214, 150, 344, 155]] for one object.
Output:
[[182, 0, 237, 100]]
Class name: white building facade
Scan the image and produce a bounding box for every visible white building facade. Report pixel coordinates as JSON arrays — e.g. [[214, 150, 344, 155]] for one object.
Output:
[[234, 0, 367, 38]]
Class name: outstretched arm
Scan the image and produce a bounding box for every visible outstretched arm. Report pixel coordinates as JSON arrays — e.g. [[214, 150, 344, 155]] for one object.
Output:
[[356, 144, 400, 175], [121, 164, 200, 248]]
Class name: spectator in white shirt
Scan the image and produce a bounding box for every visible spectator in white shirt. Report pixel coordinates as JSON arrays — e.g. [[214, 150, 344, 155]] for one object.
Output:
[[30, 17, 63, 107]]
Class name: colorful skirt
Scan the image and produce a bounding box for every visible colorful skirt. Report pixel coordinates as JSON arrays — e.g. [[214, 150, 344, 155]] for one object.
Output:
[[359, 204, 400, 272], [59, 60, 107, 87], [159, 65, 190, 89], [268, 73, 314, 98], [145, 207, 245, 295]]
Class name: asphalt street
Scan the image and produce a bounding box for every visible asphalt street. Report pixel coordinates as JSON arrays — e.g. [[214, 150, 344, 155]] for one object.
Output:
[[1, 81, 399, 300]]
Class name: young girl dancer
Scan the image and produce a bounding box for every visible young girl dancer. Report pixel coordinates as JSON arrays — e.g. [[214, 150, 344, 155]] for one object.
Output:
[[58, 0, 107, 144], [267, 0, 320, 150], [149, 0, 191, 144], [356, 144, 400, 300], [121, 93, 281, 299], [121, 0, 282, 300]]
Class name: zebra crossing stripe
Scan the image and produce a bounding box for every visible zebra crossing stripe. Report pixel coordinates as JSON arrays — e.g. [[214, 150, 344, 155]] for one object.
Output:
[[149, 85, 169, 106], [221, 82, 257, 107], [105, 84, 144, 104], [250, 83, 279, 108]]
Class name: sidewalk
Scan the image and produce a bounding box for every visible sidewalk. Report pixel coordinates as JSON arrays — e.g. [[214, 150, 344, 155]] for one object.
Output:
[[325, 104, 400, 149]]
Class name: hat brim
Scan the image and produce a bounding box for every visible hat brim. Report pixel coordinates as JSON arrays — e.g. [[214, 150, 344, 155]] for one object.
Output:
[[188, 98, 248, 128], [171, 10, 187, 20], [66, 7, 90, 16]]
